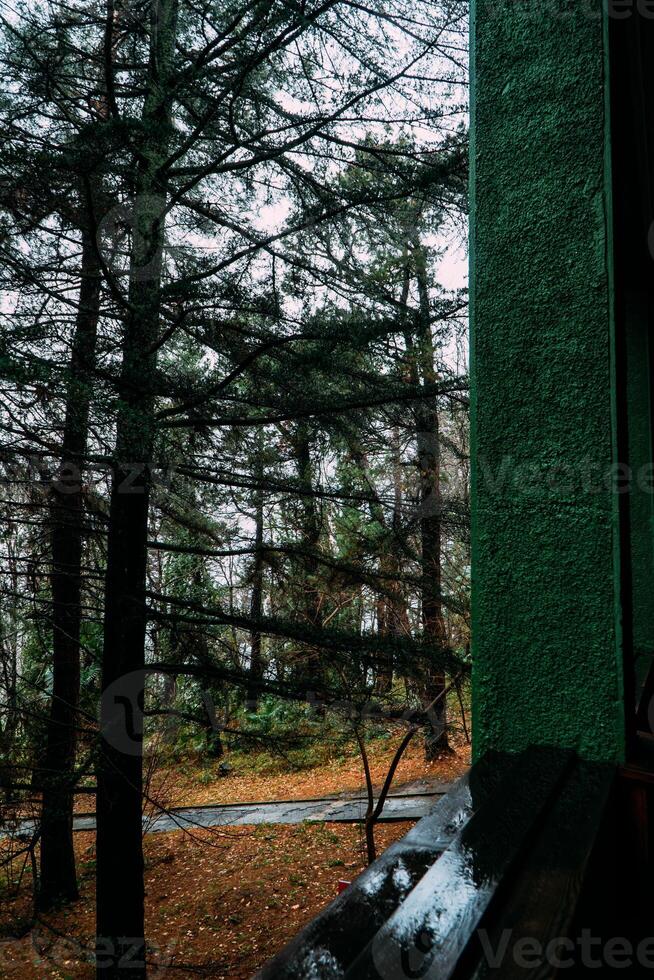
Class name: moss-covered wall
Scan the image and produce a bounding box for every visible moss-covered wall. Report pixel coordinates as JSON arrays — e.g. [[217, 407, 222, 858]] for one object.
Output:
[[470, 0, 626, 761]]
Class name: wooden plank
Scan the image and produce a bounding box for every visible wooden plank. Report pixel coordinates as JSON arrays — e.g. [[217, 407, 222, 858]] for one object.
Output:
[[468, 761, 614, 980], [343, 748, 573, 980], [253, 771, 478, 980]]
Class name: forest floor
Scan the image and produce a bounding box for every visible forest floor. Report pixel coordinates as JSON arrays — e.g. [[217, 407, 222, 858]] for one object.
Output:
[[0, 735, 470, 979], [144, 729, 470, 811]]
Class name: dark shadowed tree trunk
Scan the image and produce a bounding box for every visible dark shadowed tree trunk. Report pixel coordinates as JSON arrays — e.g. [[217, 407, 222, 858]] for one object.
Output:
[[291, 423, 325, 705], [375, 429, 407, 694], [416, 265, 449, 757], [96, 2, 177, 973], [246, 455, 265, 710], [39, 228, 101, 911], [406, 234, 450, 758], [417, 407, 449, 758]]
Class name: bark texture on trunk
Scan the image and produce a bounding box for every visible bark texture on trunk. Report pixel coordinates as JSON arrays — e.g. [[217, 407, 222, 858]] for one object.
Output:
[[375, 430, 408, 694], [407, 236, 449, 758], [247, 459, 265, 710], [39, 229, 101, 911], [291, 424, 324, 705], [418, 408, 449, 758], [96, 4, 177, 973]]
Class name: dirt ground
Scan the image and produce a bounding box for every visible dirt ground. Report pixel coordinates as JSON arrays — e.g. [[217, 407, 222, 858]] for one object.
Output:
[[1, 738, 470, 978], [1, 821, 415, 978], [146, 732, 470, 811]]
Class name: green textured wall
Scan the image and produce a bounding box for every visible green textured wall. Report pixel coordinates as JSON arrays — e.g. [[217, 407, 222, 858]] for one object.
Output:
[[470, 0, 626, 761]]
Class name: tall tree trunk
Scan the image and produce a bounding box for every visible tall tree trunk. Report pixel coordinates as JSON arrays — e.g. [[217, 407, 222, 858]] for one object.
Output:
[[246, 456, 265, 710], [291, 423, 324, 705], [39, 229, 101, 911], [96, 3, 177, 974], [189, 569, 224, 759], [418, 406, 449, 758], [413, 237, 449, 759], [375, 428, 406, 694], [0, 578, 19, 804]]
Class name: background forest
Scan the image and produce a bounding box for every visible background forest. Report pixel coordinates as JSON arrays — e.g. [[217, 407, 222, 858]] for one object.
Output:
[[0, 0, 469, 976]]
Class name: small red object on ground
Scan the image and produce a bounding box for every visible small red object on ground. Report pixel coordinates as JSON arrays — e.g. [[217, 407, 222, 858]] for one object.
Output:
[[337, 880, 351, 894]]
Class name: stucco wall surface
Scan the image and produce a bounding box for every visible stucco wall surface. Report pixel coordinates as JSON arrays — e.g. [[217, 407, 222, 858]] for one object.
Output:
[[470, 0, 625, 761]]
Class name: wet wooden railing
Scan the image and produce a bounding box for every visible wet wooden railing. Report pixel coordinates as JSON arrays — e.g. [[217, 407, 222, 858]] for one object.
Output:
[[254, 746, 650, 979]]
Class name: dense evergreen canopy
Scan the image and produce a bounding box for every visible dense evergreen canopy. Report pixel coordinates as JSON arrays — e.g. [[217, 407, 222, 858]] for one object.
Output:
[[0, 0, 468, 973]]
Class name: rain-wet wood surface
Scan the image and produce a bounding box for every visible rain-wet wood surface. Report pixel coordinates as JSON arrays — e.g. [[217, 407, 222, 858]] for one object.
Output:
[[254, 748, 624, 980]]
